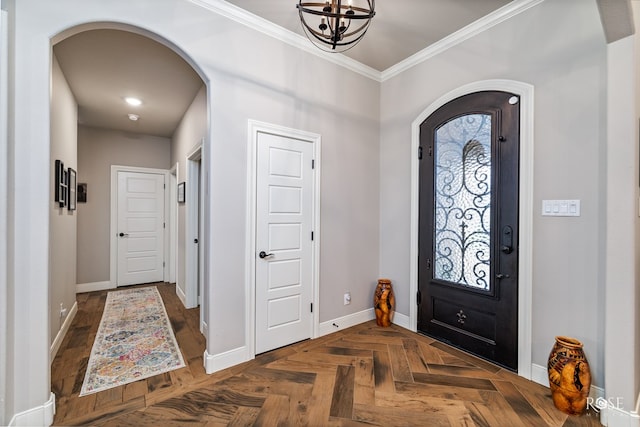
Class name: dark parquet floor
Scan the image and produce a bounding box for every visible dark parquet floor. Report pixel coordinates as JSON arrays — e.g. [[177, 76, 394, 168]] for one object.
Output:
[[51, 283, 602, 426]]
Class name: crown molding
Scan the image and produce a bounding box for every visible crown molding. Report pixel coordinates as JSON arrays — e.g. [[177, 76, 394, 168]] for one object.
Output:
[[380, 0, 545, 81], [188, 0, 382, 81], [189, 0, 545, 83]]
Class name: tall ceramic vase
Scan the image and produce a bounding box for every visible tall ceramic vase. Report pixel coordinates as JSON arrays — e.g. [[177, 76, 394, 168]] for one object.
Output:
[[374, 279, 395, 327], [547, 336, 592, 415]]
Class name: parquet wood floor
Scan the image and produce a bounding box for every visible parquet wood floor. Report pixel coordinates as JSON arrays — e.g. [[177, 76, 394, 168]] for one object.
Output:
[[51, 283, 602, 426]]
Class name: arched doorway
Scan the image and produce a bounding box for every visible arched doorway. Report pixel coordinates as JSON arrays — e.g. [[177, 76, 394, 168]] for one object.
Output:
[[417, 90, 520, 370], [409, 80, 535, 379], [49, 23, 211, 421]]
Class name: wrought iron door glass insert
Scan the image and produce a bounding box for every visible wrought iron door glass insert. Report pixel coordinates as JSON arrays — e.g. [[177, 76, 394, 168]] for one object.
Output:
[[434, 114, 491, 290]]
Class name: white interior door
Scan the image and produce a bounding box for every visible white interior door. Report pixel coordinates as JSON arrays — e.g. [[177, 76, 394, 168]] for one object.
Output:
[[117, 171, 165, 286], [255, 132, 314, 354]]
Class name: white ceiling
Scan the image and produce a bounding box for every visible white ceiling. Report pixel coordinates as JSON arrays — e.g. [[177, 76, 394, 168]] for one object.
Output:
[[54, 29, 204, 138], [53, 0, 515, 137]]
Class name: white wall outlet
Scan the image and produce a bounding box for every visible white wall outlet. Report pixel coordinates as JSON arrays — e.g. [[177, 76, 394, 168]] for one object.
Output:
[[59, 303, 67, 318], [344, 292, 351, 305]]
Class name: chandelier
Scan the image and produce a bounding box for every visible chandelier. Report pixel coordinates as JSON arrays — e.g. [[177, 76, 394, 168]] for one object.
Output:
[[296, 0, 376, 53]]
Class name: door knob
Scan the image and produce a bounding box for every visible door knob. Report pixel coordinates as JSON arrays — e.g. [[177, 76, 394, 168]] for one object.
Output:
[[495, 273, 510, 279], [259, 251, 274, 259], [119, 232, 129, 237]]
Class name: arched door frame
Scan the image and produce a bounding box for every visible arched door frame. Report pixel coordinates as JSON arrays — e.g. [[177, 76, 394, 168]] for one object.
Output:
[[52, 18, 212, 379], [8, 12, 215, 424], [409, 79, 534, 379]]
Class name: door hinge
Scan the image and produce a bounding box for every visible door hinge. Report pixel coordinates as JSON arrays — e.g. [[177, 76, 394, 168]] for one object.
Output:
[[164, 183, 166, 189], [428, 145, 432, 156], [416, 290, 421, 305], [426, 258, 431, 270], [310, 303, 313, 313], [312, 159, 315, 169], [163, 261, 165, 267], [163, 222, 166, 229], [418, 146, 423, 160], [311, 231, 314, 241]]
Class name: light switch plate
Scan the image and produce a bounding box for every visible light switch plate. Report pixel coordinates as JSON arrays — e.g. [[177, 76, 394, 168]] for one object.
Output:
[[542, 199, 580, 217]]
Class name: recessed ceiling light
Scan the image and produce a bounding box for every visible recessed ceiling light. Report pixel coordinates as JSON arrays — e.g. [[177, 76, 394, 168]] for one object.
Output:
[[128, 113, 140, 121], [125, 97, 142, 107]]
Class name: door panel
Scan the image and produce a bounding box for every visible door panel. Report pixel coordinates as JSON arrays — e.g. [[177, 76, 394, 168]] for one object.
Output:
[[256, 132, 314, 354], [418, 91, 520, 370], [117, 171, 165, 286]]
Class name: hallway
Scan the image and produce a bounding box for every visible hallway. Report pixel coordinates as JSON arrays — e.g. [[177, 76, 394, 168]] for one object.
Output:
[[51, 283, 206, 424]]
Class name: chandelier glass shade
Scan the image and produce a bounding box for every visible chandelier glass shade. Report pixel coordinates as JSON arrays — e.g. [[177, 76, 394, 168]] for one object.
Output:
[[296, 0, 375, 52]]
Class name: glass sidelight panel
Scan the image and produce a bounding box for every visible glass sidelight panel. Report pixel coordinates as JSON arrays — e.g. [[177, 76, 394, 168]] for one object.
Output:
[[434, 114, 492, 290]]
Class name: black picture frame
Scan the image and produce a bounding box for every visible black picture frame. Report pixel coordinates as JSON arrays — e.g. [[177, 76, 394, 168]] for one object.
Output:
[[77, 183, 87, 203], [55, 160, 66, 208], [67, 168, 77, 211], [178, 182, 186, 203]]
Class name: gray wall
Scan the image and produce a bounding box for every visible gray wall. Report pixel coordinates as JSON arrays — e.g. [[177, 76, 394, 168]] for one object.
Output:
[[379, 0, 607, 386], [205, 60, 379, 346], [50, 55, 77, 346], [76, 126, 171, 284], [170, 85, 206, 300]]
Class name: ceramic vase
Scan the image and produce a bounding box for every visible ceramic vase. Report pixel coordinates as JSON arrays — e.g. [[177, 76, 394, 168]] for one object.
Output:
[[547, 336, 592, 415], [373, 279, 395, 327]]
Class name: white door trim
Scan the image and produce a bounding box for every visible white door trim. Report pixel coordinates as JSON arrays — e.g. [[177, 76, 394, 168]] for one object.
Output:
[[185, 143, 202, 309], [109, 165, 170, 287], [169, 163, 178, 284], [0, 9, 8, 425], [246, 120, 321, 359], [409, 79, 534, 379]]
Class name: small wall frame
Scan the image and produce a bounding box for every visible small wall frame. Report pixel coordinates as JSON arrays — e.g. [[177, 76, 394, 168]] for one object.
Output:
[[54, 160, 66, 208], [178, 182, 186, 203], [67, 168, 76, 211], [77, 183, 87, 203]]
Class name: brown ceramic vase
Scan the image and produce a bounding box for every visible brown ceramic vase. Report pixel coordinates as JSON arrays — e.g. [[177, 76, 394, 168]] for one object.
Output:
[[373, 279, 395, 327], [547, 336, 592, 415]]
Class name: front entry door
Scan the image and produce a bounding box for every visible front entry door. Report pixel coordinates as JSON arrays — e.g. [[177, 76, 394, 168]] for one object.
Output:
[[255, 131, 314, 354], [117, 171, 165, 286], [418, 91, 520, 370]]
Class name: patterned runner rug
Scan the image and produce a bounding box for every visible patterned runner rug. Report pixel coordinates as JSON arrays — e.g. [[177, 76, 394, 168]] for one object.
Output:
[[80, 286, 185, 396]]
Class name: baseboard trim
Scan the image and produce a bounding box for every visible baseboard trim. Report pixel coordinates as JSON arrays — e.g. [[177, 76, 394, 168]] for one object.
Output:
[[602, 405, 640, 427], [8, 392, 55, 427], [204, 346, 249, 374], [176, 285, 187, 307], [317, 308, 375, 337], [531, 363, 548, 387], [201, 320, 208, 337], [76, 281, 113, 293], [50, 301, 78, 361], [204, 310, 376, 374], [392, 311, 412, 330]]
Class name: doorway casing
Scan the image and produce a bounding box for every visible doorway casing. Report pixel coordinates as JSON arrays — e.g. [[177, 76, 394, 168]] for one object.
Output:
[[245, 120, 321, 360], [409, 79, 534, 379], [109, 165, 171, 288], [169, 163, 178, 285], [6, 17, 215, 425], [185, 143, 205, 334]]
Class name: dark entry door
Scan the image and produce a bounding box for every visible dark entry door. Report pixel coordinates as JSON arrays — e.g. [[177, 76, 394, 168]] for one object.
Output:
[[417, 91, 520, 370]]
